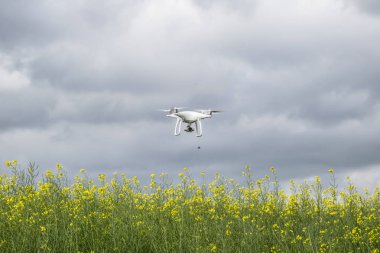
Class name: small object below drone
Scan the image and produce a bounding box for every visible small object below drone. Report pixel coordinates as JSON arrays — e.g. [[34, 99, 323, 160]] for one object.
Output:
[[184, 125, 194, 132], [159, 107, 222, 137]]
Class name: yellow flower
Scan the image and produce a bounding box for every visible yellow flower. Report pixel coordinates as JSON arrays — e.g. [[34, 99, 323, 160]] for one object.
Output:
[[170, 209, 179, 218], [132, 176, 139, 185], [40, 226, 47, 232], [210, 243, 217, 252], [98, 173, 106, 181], [45, 170, 54, 179], [6, 160, 18, 168]]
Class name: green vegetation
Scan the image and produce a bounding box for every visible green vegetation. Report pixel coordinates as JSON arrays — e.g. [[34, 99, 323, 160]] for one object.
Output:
[[0, 161, 379, 252]]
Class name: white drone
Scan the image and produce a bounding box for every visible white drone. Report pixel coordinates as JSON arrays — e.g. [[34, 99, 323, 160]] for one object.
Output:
[[160, 107, 221, 137]]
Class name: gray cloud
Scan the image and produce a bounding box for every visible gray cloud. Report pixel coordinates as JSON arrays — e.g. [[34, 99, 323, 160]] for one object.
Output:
[[0, 87, 54, 130], [192, 0, 257, 14], [0, 1, 60, 49], [1, 0, 380, 189], [0, 0, 145, 49], [345, 0, 380, 15]]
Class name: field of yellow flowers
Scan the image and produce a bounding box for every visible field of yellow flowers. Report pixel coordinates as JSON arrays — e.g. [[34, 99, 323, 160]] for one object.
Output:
[[0, 161, 379, 252]]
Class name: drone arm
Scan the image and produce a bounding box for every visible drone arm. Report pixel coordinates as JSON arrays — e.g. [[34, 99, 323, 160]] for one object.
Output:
[[195, 119, 202, 137], [174, 117, 182, 136]]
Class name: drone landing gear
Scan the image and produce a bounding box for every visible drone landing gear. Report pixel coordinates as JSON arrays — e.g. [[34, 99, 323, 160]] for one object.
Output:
[[184, 125, 194, 132]]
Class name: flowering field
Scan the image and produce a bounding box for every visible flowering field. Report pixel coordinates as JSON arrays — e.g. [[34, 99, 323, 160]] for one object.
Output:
[[0, 161, 379, 253]]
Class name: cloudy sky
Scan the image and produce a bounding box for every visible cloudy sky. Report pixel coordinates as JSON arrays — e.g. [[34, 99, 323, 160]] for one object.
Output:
[[1, 0, 380, 188]]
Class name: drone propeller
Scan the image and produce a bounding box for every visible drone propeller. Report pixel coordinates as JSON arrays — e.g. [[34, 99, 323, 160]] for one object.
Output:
[[210, 110, 222, 114], [158, 107, 186, 114], [197, 109, 223, 115]]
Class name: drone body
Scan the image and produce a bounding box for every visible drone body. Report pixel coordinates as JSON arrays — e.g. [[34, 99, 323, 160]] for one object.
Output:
[[160, 107, 221, 137]]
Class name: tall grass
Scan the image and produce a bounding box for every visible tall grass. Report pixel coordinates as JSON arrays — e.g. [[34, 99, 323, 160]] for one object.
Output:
[[0, 161, 379, 252]]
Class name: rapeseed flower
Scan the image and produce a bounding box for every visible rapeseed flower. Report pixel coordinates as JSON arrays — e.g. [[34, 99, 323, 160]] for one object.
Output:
[[0, 164, 379, 252]]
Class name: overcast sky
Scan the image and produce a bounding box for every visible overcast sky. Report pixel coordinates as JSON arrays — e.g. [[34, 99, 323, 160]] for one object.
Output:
[[1, 0, 380, 189]]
